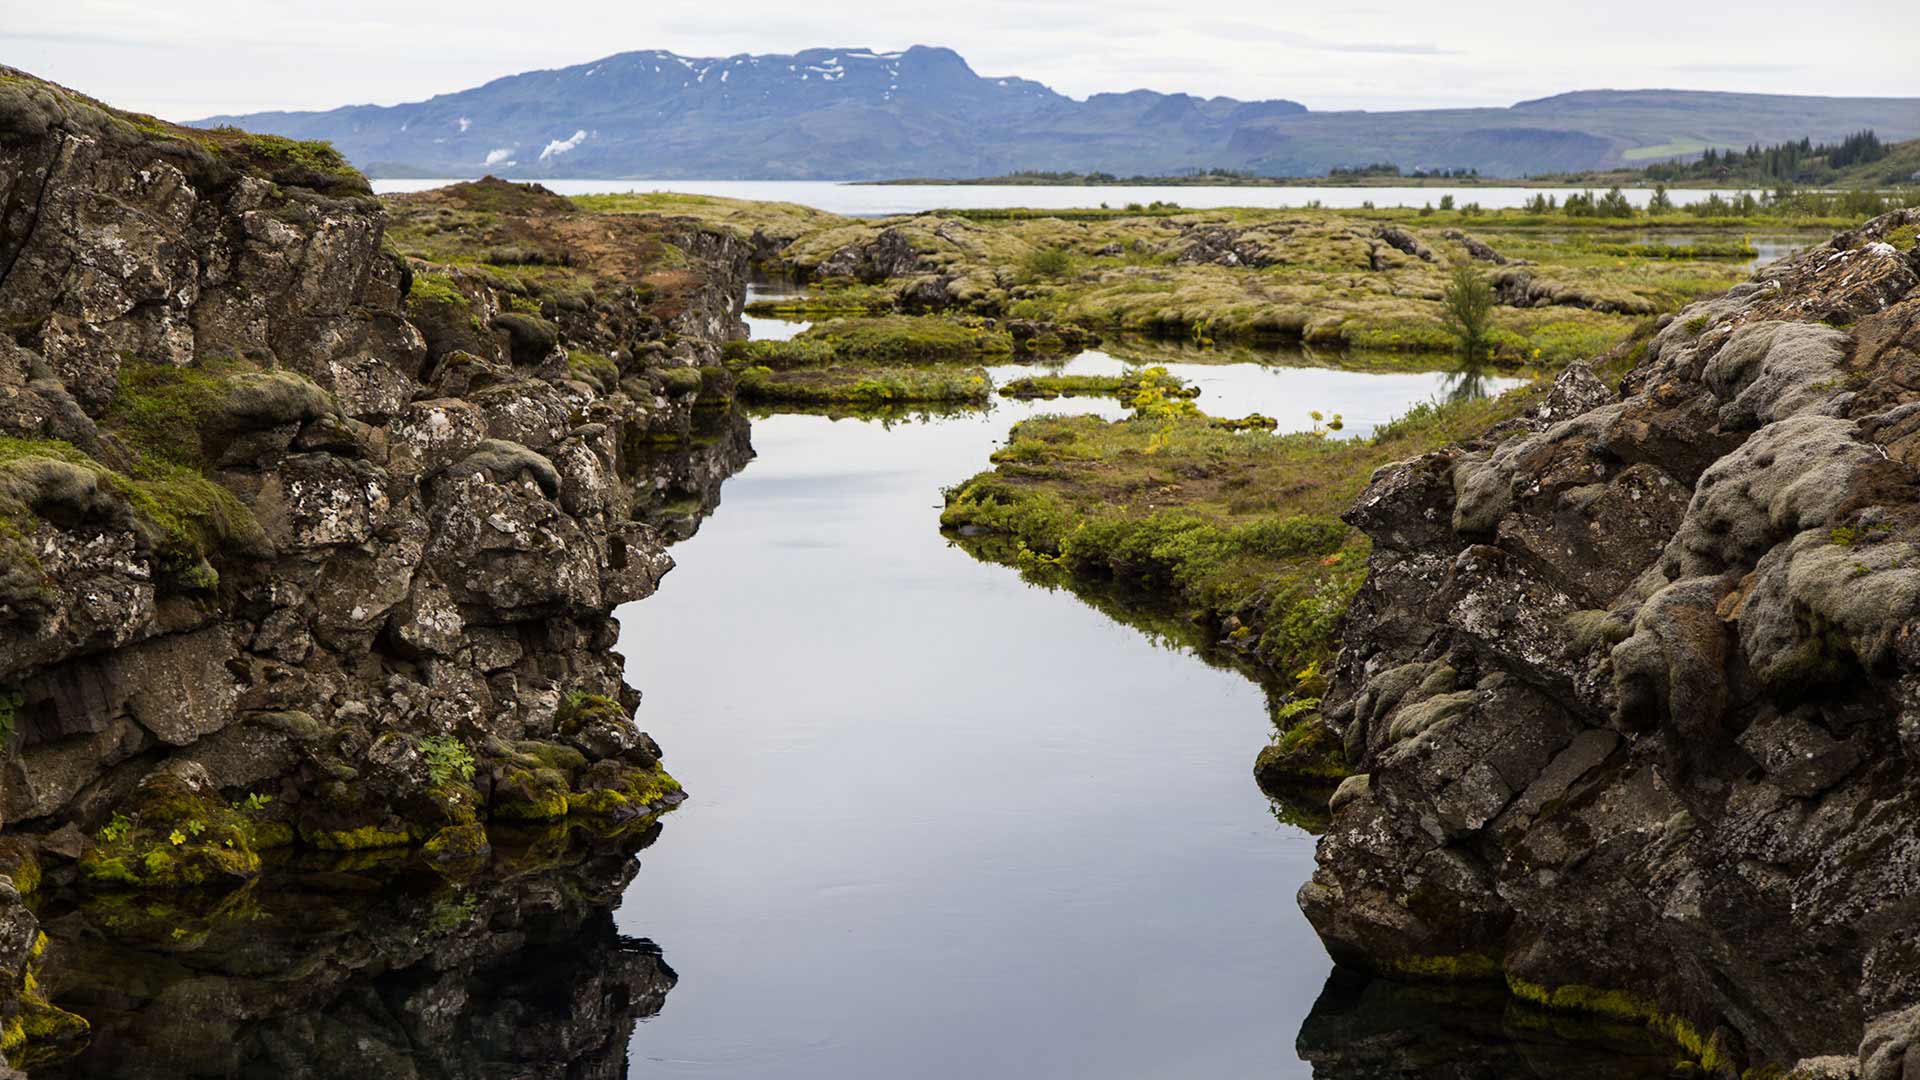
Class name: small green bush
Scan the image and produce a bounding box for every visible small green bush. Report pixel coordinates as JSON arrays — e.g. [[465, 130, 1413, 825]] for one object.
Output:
[[1441, 264, 1496, 360], [420, 736, 476, 788]]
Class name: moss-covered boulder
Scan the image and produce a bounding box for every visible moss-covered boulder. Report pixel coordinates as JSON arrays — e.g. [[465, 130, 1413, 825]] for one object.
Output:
[[77, 769, 264, 889]]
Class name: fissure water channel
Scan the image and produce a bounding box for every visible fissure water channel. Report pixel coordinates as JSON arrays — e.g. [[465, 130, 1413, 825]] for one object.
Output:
[[602, 289, 1581, 1076]]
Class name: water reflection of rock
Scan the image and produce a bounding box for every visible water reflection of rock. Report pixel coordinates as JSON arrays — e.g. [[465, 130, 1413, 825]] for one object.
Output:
[[628, 405, 756, 542], [29, 823, 674, 1079], [1297, 969, 1679, 1079]]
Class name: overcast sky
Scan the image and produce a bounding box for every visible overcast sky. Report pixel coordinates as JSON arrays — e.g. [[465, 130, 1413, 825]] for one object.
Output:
[[4, 0, 1917, 120]]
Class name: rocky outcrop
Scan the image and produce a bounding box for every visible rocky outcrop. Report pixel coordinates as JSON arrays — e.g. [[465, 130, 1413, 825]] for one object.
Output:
[[812, 226, 933, 282], [1301, 209, 1920, 1076], [0, 70, 747, 1069]]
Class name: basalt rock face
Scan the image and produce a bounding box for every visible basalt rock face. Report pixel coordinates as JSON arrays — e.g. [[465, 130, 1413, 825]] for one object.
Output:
[[0, 71, 746, 1068], [1302, 209, 1920, 1076]]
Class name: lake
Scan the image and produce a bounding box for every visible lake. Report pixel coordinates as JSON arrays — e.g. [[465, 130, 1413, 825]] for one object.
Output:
[[372, 178, 1767, 216]]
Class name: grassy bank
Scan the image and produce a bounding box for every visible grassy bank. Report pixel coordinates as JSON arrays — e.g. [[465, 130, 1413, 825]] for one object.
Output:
[[939, 361, 1581, 794]]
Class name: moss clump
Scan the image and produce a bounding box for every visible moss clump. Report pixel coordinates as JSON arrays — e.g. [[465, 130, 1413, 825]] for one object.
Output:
[[78, 774, 263, 889], [421, 822, 491, 864], [213, 131, 369, 196], [799, 315, 1014, 365], [490, 311, 561, 363], [0, 430, 262, 570], [408, 271, 470, 311], [107, 357, 237, 465], [0, 932, 89, 1069], [555, 691, 625, 731], [722, 337, 837, 370]]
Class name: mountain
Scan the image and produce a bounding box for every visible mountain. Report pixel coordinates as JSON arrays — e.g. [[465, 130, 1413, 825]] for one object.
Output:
[[194, 47, 1920, 180]]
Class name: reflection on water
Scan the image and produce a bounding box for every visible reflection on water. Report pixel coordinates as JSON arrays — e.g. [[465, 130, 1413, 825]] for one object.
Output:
[[989, 345, 1528, 436], [1440, 359, 1497, 404], [32, 823, 675, 1079], [1296, 969, 1681, 1079], [743, 279, 810, 341]]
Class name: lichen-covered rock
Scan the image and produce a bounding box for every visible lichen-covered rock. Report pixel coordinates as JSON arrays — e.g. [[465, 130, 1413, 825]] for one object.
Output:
[[0, 67, 750, 1001], [1304, 208, 1920, 1075]]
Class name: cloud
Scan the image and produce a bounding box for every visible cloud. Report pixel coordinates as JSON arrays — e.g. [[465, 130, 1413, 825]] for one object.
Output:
[[1192, 21, 1457, 55], [539, 129, 590, 160], [484, 147, 514, 165]]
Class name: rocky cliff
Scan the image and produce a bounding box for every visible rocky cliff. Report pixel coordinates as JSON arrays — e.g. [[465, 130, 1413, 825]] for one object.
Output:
[[0, 68, 748, 1069], [1303, 208, 1920, 1076]]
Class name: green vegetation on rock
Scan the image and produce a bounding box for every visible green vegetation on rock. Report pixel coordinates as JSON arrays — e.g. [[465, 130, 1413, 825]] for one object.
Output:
[[999, 366, 1196, 402], [78, 774, 268, 888]]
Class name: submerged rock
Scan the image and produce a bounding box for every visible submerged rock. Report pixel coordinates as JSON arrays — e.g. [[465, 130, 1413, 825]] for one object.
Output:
[[1303, 208, 1920, 1075]]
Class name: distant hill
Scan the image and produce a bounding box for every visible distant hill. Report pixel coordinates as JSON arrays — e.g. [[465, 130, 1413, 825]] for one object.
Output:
[[195, 48, 1920, 180]]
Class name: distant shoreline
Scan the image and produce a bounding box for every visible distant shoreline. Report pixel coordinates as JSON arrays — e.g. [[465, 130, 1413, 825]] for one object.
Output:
[[857, 175, 1774, 190]]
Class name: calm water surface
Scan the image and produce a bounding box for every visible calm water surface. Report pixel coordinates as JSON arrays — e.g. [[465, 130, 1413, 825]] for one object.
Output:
[[607, 308, 1513, 1077], [374, 178, 1764, 215]]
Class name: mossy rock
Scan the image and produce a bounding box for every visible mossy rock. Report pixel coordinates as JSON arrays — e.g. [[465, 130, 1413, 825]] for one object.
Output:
[[510, 738, 588, 775], [421, 822, 491, 865], [490, 311, 561, 365], [77, 773, 263, 890], [554, 691, 626, 735], [569, 760, 683, 820], [0, 835, 41, 896], [489, 766, 572, 821], [0, 993, 90, 1070], [652, 366, 705, 397], [1255, 712, 1350, 786]]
